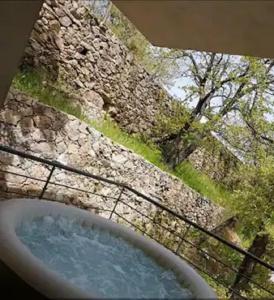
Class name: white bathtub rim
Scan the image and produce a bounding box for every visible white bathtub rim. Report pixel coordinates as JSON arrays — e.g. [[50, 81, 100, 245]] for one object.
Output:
[[0, 198, 216, 299], [0, 199, 93, 299]]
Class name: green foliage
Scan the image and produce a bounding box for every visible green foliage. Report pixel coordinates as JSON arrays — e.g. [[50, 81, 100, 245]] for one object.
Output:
[[201, 274, 228, 298], [219, 154, 274, 298], [159, 52, 274, 167], [89, 2, 179, 84], [12, 68, 84, 120], [107, 5, 179, 84], [232, 155, 274, 239], [109, 5, 149, 60], [153, 101, 190, 139]]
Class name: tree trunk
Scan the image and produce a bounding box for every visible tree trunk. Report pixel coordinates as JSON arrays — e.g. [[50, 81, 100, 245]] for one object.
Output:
[[159, 86, 215, 168], [161, 134, 199, 169], [230, 232, 269, 299], [160, 121, 207, 168]]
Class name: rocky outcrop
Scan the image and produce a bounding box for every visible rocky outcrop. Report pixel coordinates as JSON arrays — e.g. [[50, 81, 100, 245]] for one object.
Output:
[[22, 0, 174, 134], [0, 89, 222, 229]]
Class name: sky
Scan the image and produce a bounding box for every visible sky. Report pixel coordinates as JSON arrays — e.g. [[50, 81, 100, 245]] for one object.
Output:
[[166, 77, 186, 99], [164, 77, 200, 109], [165, 68, 274, 122]]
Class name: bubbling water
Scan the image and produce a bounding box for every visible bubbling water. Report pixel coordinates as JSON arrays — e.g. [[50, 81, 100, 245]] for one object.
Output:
[[17, 216, 193, 299]]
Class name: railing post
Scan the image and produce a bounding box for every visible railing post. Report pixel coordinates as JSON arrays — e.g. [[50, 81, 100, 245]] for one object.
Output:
[[39, 165, 56, 199], [109, 187, 124, 220], [175, 224, 191, 254], [175, 238, 184, 254]]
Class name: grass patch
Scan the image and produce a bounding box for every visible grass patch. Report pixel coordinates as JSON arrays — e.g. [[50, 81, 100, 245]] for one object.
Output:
[[90, 118, 232, 208], [12, 68, 232, 208], [89, 118, 169, 171], [174, 162, 232, 207], [12, 69, 84, 120]]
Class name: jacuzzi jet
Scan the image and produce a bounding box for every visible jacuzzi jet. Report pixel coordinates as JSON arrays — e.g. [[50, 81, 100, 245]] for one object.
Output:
[[0, 199, 216, 299]]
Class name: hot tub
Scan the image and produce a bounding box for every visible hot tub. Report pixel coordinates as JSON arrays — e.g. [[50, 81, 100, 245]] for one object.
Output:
[[0, 199, 216, 299]]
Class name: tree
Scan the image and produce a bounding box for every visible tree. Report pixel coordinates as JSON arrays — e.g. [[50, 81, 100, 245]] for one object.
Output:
[[216, 95, 274, 163], [159, 52, 274, 168], [231, 233, 270, 299], [229, 154, 274, 298]]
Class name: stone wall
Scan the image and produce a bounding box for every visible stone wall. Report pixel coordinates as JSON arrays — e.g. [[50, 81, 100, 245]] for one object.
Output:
[[0, 89, 222, 229], [188, 144, 239, 184], [22, 0, 174, 134], [20, 0, 239, 183]]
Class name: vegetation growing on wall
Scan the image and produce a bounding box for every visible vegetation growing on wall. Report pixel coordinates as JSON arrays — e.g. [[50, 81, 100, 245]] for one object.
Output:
[[12, 68, 84, 120], [228, 154, 274, 298], [89, 0, 179, 86], [152, 101, 190, 142], [11, 68, 231, 209], [12, 67, 274, 296]]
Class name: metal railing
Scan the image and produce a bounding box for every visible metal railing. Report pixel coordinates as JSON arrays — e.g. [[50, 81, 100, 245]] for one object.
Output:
[[0, 144, 273, 299]]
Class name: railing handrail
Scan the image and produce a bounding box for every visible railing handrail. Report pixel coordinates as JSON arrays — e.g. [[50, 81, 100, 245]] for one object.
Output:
[[0, 144, 273, 272], [0, 145, 126, 187]]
